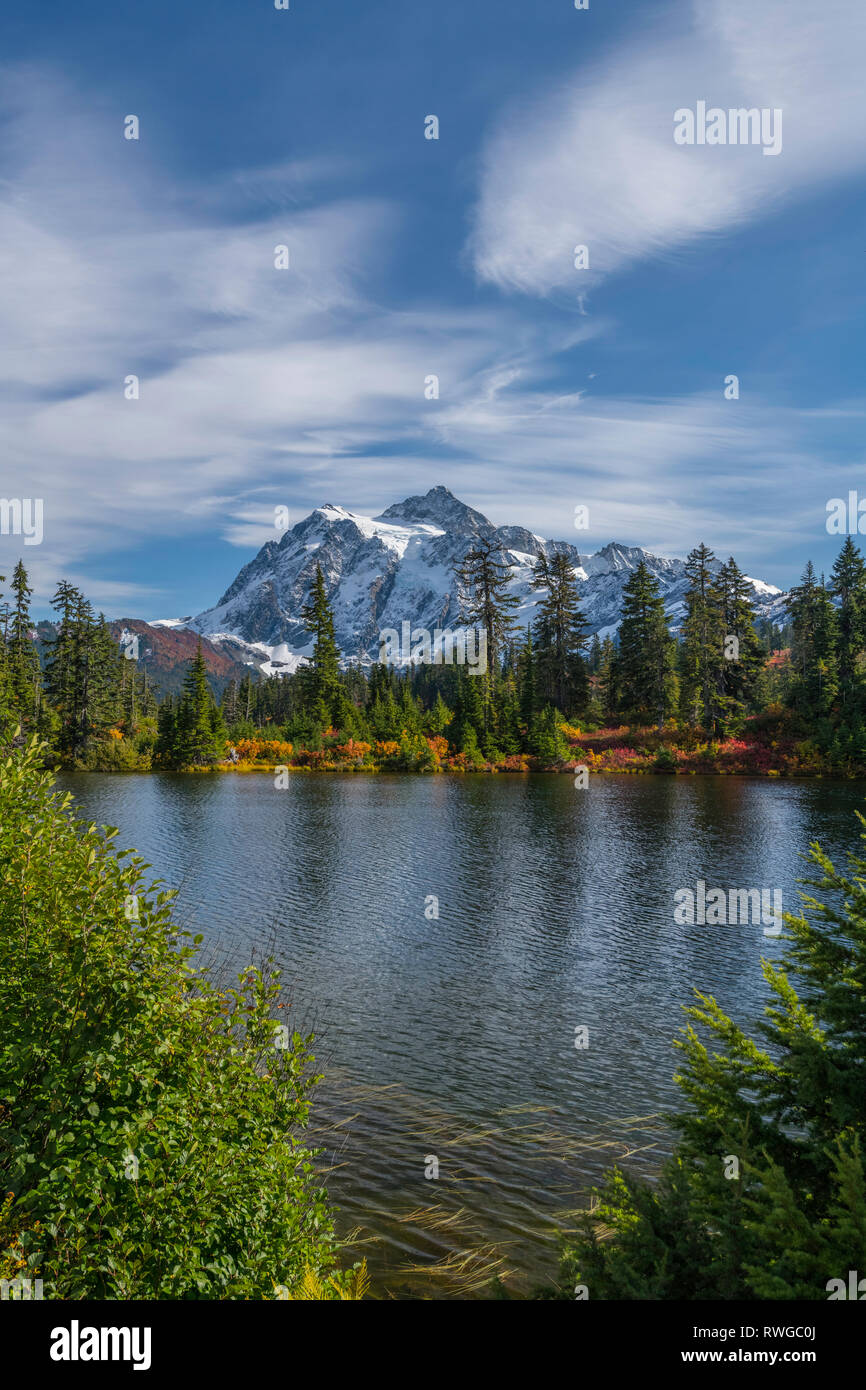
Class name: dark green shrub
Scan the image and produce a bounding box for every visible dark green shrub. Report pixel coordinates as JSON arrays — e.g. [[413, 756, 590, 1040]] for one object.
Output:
[[0, 737, 341, 1299]]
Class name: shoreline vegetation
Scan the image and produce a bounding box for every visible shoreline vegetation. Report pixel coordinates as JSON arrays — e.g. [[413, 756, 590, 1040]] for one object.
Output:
[[0, 735, 366, 1300], [61, 713, 866, 778], [5, 534, 866, 778]]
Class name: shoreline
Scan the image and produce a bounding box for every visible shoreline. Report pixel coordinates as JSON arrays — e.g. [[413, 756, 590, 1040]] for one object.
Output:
[[52, 761, 866, 780]]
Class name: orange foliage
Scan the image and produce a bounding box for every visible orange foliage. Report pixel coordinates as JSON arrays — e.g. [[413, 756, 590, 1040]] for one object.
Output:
[[333, 739, 372, 760], [230, 738, 293, 762]]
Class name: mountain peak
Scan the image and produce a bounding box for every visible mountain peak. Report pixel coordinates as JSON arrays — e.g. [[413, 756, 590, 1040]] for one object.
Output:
[[376, 485, 492, 532], [191, 487, 789, 665]]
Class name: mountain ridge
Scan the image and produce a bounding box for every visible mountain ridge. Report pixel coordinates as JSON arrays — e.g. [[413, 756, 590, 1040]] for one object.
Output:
[[174, 486, 789, 674]]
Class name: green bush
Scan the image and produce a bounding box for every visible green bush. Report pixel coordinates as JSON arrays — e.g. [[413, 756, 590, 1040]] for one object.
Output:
[[653, 746, 678, 773], [0, 737, 342, 1299], [529, 705, 569, 765], [77, 735, 151, 772]]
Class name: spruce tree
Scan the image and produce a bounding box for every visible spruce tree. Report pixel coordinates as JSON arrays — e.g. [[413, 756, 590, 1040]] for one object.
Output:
[[680, 543, 725, 733], [454, 539, 519, 739], [299, 565, 341, 727], [0, 571, 8, 736], [829, 537, 866, 720], [7, 561, 40, 726], [454, 539, 519, 673], [518, 630, 536, 733], [530, 551, 590, 715], [174, 644, 222, 767], [616, 562, 676, 729], [44, 582, 81, 757], [451, 667, 484, 754], [715, 557, 766, 731], [597, 636, 619, 725], [789, 562, 838, 721], [154, 695, 178, 766]]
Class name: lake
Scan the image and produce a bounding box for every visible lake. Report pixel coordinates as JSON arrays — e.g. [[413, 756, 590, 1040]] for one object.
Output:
[[55, 770, 866, 1297]]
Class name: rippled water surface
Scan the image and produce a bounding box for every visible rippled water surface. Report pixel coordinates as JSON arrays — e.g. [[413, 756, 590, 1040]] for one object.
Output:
[[56, 771, 866, 1295]]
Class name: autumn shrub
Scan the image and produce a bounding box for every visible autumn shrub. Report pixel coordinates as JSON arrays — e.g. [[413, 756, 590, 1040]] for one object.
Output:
[[230, 737, 294, 764], [394, 730, 439, 771], [0, 737, 342, 1299], [332, 738, 372, 764], [374, 740, 401, 762]]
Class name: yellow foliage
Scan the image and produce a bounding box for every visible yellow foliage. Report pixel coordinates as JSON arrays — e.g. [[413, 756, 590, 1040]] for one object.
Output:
[[279, 1258, 370, 1301], [0, 1190, 40, 1283]]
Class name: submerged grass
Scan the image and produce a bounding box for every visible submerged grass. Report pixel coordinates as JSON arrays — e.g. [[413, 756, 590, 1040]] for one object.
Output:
[[306, 1074, 666, 1299]]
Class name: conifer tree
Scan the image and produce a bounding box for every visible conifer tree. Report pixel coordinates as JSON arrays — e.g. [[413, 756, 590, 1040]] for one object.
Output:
[[495, 672, 522, 755], [679, 543, 725, 732], [44, 582, 80, 756], [172, 644, 223, 767], [425, 691, 452, 736], [597, 636, 619, 725], [0, 571, 8, 735], [528, 704, 569, 764], [789, 562, 838, 720], [454, 539, 519, 674], [829, 537, 866, 719], [454, 539, 519, 740], [518, 630, 536, 731], [561, 820, 866, 1299], [715, 557, 766, 731], [451, 666, 485, 752], [155, 694, 178, 765], [616, 562, 676, 728], [300, 565, 341, 727], [530, 551, 590, 714], [7, 561, 40, 726]]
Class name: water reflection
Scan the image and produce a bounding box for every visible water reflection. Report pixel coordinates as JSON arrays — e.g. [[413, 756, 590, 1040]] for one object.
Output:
[[57, 771, 866, 1294]]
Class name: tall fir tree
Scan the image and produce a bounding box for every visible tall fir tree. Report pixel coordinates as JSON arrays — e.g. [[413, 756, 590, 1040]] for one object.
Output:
[[454, 539, 519, 739], [454, 539, 519, 673], [7, 561, 41, 727], [299, 565, 341, 727], [714, 557, 766, 731], [171, 643, 224, 768], [518, 629, 537, 732], [530, 551, 590, 714], [788, 561, 838, 721], [829, 537, 866, 720], [616, 562, 677, 728], [679, 543, 725, 733]]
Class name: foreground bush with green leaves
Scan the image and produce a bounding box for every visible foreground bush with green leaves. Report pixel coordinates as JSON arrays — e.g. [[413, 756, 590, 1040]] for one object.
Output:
[[0, 736, 345, 1298], [559, 819, 866, 1298]]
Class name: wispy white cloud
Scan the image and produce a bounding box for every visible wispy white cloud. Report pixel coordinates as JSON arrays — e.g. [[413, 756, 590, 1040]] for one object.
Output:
[[0, 70, 527, 601], [470, 0, 866, 295], [0, 51, 862, 612]]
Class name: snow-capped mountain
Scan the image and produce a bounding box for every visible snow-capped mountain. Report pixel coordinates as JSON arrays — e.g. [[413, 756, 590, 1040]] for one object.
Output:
[[189, 485, 789, 670]]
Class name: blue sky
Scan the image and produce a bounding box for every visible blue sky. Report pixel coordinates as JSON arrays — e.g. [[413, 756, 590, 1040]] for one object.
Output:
[[2, 0, 865, 618]]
